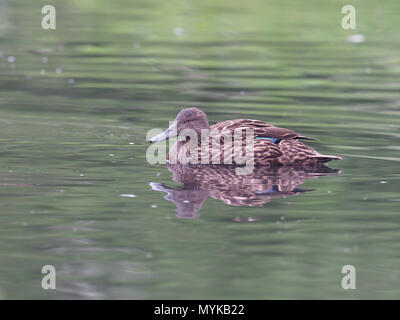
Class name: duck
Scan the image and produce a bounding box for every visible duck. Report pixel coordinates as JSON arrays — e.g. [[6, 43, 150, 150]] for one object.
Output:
[[150, 164, 341, 218], [149, 107, 342, 166]]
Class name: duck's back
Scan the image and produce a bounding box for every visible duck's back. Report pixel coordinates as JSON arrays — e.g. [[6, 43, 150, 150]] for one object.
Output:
[[210, 119, 306, 141]]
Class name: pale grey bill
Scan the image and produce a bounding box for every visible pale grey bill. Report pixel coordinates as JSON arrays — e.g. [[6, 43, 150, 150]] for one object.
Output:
[[149, 121, 177, 143]]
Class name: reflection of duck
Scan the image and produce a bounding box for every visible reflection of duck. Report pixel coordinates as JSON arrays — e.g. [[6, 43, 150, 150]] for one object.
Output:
[[150, 164, 341, 219], [149, 108, 342, 166]]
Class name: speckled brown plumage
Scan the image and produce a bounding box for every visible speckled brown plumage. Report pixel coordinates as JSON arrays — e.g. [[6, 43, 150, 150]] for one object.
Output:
[[168, 131, 282, 166], [150, 107, 341, 166]]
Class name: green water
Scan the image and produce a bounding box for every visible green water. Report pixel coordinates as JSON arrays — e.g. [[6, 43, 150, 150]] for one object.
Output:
[[0, 0, 399, 299]]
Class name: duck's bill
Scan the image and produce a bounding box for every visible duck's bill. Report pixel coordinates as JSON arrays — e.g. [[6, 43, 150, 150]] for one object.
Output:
[[149, 121, 177, 143]]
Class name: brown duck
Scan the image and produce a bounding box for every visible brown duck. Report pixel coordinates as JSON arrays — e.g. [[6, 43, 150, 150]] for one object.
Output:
[[149, 107, 342, 166]]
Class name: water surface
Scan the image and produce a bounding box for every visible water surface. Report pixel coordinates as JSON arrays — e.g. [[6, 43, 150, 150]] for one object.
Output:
[[0, 0, 399, 299]]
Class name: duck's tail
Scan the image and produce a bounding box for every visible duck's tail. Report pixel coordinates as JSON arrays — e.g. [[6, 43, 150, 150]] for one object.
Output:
[[311, 154, 342, 163], [296, 135, 316, 141]]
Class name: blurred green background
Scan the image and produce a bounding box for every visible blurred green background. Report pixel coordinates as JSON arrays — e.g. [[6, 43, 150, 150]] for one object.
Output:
[[0, 0, 399, 299]]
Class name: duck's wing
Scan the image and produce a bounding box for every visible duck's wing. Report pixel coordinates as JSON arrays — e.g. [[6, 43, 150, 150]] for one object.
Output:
[[252, 139, 283, 164], [210, 119, 314, 141], [279, 139, 342, 164]]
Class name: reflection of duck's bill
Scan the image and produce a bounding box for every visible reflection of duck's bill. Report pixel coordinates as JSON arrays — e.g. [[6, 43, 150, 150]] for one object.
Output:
[[149, 182, 167, 192], [149, 182, 174, 201]]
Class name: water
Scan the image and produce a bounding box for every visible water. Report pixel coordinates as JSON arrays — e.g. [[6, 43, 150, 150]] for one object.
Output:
[[0, 0, 399, 299]]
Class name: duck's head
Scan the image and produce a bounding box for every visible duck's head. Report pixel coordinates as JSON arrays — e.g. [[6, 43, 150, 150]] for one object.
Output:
[[149, 107, 209, 143]]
